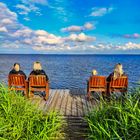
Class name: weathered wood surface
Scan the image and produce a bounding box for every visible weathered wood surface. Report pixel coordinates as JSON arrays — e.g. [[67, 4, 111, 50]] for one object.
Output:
[[31, 89, 97, 117]]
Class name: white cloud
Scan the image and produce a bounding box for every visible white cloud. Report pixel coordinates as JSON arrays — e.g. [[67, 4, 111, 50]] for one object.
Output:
[[21, 0, 48, 5], [15, 4, 41, 18], [37, 35, 62, 45], [12, 28, 33, 37], [35, 30, 48, 36], [32, 42, 140, 53], [61, 25, 83, 32], [90, 7, 114, 17], [0, 2, 67, 50], [84, 22, 94, 30], [86, 42, 140, 51], [22, 39, 32, 45], [65, 33, 96, 42], [0, 27, 8, 32], [16, 4, 30, 15], [68, 34, 77, 41], [1, 19, 13, 24], [15, 0, 44, 21], [116, 42, 140, 50], [61, 22, 95, 32], [0, 2, 17, 21], [23, 17, 30, 21], [33, 45, 66, 51]]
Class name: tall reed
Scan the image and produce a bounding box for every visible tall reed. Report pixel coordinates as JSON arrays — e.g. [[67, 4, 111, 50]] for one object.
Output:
[[86, 91, 140, 140], [0, 84, 65, 140]]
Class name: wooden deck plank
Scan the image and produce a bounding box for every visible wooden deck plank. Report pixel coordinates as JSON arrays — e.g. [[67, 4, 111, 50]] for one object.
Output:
[[66, 92, 73, 116], [84, 95, 91, 114], [87, 99, 93, 113], [50, 89, 60, 111], [81, 95, 89, 116], [90, 98, 98, 107], [64, 90, 69, 116], [47, 90, 59, 111], [44, 89, 56, 111], [31, 95, 42, 106], [38, 98, 46, 110], [54, 89, 64, 112], [59, 89, 69, 116], [76, 95, 83, 117], [72, 95, 77, 116], [79, 95, 85, 116], [45, 89, 55, 105], [52, 89, 62, 111], [77, 89, 84, 117], [59, 90, 67, 115]]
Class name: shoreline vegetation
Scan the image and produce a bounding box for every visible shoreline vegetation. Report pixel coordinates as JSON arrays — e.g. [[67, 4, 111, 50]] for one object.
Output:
[[0, 84, 140, 139], [0, 84, 65, 140], [86, 88, 140, 140]]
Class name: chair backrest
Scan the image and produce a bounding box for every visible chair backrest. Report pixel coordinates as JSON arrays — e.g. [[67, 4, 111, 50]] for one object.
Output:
[[89, 76, 106, 88], [8, 74, 26, 86], [110, 76, 128, 88], [29, 75, 46, 87]]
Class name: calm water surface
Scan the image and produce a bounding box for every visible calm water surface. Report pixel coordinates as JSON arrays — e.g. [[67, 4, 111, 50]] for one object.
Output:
[[0, 54, 140, 89]]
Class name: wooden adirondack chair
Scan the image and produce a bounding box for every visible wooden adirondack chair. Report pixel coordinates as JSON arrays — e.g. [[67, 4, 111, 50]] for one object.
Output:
[[87, 76, 106, 99], [28, 75, 49, 100], [109, 76, 128, 95], [8, 74, 28, 96]]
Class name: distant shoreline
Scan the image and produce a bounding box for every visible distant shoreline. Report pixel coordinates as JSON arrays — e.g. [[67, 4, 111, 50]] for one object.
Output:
[[0, 53, 140, 56]]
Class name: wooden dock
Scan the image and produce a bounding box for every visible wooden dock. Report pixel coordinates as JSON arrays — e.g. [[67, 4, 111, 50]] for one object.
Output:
[[31, 89, 98, 140], [32, 89, 97, 117]]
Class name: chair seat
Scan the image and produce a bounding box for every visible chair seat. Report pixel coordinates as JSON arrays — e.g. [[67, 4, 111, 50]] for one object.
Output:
[[90, 88, 106, 92], [30, 87, 46, 91], [10, 87, 26, 91], [110, 88, 127, 92], [90, 86, 106, 88]]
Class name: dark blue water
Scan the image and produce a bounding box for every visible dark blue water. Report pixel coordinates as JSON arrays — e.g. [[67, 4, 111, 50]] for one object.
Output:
[[0, 54, 140, 89]]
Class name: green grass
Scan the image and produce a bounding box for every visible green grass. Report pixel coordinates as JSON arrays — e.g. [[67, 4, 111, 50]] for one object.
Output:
[[0, 84, 65, 140], [86, 90, 140, 140]]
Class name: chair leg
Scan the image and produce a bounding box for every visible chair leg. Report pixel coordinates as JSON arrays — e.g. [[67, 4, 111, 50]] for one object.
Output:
[[25, 81, 29, 98], [24, 90, 27, 97], [87, 91, 91, 100], [24, 88, 29, 98], [29, 91, 34, 98], [44, 88, 49, 100], [106, 88, 111, 97]]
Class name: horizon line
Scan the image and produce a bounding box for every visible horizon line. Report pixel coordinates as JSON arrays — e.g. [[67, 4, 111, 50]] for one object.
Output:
[[0, 53, 140, 55]]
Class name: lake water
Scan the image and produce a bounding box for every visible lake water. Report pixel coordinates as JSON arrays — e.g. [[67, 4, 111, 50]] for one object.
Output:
[[0, 54, 140, 89]]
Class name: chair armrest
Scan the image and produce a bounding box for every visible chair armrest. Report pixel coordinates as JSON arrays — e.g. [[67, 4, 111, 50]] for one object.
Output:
[[25, 80, 29, 87], [25, 80, 29, 84], [46, 81, 49, 86]]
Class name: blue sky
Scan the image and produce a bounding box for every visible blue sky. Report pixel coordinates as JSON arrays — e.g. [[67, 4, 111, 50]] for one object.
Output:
[[0, 0, 140, 54]]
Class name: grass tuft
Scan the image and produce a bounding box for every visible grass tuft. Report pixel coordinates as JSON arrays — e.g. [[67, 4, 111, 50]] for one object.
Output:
[[86, 90, 140, 140], [0, 84, 65, 140]]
